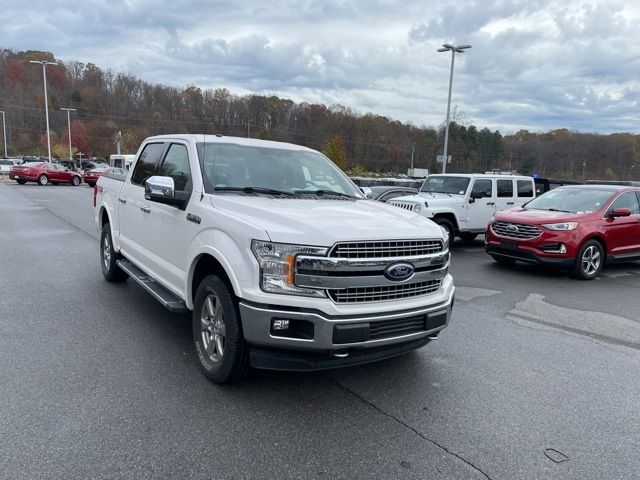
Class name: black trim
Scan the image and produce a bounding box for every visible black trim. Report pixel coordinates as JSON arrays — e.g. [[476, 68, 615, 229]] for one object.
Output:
[[607, 252, 640, 263], [248, 338, 431, 371], [486, 245, 575, 267], [186, 213, 201, 224]]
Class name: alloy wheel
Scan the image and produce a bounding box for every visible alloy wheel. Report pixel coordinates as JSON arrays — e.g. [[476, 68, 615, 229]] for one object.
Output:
[[200, 293, 226, 363], [581, 245, 601, 275], [102, 233, 111, 270]]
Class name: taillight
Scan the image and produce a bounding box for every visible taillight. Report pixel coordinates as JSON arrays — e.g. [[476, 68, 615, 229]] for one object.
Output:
[[93, 185, 102, 207]]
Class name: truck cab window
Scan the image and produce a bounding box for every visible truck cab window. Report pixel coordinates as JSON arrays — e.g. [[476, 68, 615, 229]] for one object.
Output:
[[131, 143, 165, 186], [157, 144, 191, 192]]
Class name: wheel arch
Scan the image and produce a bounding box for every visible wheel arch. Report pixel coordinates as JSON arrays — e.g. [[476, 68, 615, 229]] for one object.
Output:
[[188, 253, 241, 310], [433, 212, 459, 231], [581, 234, 608, 256]]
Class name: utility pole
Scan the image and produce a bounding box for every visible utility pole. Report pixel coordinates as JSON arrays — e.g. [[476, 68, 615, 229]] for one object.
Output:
[[116, 131, 122, 155], [410, 143, 415, 170], [508, 152, 513, 172], [0, 111, 7, 158], [582, 160, 587, 177], [60, 107, 76, 161], [437, 43, 471, 174], [247, 120, 251, 138], [30, 60, 58, 161]]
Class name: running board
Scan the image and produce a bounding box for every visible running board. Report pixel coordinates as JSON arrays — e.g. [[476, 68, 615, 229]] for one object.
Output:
[[116, 260, 188, 313]]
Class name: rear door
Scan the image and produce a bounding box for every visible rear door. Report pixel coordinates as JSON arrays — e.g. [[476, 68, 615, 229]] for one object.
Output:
[[515, 179, 535, 206], [495, 178, 516, 212], [603, 192, 640, 255], [467, 178, 495, 230], [117, 142, 167, 275]]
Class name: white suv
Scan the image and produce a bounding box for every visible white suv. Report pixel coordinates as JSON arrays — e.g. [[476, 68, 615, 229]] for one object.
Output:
[[388, 173, 536, 245]]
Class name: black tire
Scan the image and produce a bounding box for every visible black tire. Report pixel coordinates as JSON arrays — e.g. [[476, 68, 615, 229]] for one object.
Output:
[[100, 223, 128, 282], [459, 232, 478, 242], [16, 179, 26, 184], [193, 275, 249, 384], [51, 182, 59, 185], [87, 181, 95, 188], [491, 255, 515, 265], [38, 174, 48, 186], [434, 217, 455, 250], [71, 176, 80, 186], [570, 239, 604, 280]]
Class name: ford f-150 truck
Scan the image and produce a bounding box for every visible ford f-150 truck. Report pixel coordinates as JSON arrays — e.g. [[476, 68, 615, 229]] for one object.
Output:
[[94, 134, 455, 383]]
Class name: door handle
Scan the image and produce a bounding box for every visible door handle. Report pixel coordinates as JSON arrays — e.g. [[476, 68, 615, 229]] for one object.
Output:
[[140, 206, 151, 213], [506, 202, 514, 205], [487, 202, 495, 206], [118, 198, 127, 204]]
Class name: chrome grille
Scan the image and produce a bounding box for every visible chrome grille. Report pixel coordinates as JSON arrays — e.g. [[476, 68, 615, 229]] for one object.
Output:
[[331, 240, 443, 258], [328, 280, 442, 303], [491, 221, 542, 240]]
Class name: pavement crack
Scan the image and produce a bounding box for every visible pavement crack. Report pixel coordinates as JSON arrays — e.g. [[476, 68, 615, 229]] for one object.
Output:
[[329, 377, 493, 480]]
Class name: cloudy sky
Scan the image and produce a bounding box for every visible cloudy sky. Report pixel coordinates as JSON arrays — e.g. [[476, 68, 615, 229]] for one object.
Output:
[[3, 0, 639, 134]]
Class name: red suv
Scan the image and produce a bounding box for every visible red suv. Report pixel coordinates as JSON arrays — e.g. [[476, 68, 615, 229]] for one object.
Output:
[[485, 185, 640, 279]]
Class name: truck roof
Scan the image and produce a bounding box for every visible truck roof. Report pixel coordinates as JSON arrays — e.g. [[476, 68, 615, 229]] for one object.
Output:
[[145, 134, 316, 153], [427, 173, 533, 180]]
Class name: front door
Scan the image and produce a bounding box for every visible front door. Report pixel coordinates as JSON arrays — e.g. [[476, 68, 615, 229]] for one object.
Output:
[[495, 178, 516, 212], [603, 192, 640, 255], [467, 178, 495, 230]]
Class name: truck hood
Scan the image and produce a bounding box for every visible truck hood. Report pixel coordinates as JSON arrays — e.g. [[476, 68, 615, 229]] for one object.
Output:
[[393, 192, 466, 206], [210, 195, 443, 246]]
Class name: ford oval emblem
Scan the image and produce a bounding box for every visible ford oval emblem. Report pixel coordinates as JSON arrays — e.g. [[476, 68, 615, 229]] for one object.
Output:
[[384, 262, 415, 281]]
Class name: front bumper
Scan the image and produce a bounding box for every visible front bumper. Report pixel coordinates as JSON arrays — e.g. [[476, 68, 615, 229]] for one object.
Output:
[[239, 284, 454, 370], [485, 244, 575, 267]]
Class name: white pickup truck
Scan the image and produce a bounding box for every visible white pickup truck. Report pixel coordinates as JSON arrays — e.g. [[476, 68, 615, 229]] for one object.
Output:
[[94, 134, 455, 383]]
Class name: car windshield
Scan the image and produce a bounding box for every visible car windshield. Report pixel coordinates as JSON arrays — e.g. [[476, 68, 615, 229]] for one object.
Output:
[[197, 142, 362, 197], [524, 188, 615, 213], [421, 176, 470, 195]]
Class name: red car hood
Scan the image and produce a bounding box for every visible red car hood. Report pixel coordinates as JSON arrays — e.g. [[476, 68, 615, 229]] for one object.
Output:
[[496, 208, 591, 224]]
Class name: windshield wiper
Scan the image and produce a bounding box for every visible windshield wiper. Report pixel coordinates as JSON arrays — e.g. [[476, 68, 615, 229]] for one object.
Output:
[[547, 208, 573, 213], [294, 189, 357, 199], [214, 186, 295, 196]]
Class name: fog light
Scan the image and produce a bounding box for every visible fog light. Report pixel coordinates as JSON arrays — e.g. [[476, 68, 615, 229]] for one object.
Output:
[[559, 244, 567, 254], [271, 319, 290, 331]]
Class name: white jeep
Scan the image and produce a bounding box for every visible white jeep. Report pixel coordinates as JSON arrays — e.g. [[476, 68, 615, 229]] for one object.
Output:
[[388, 173, 536, 245]]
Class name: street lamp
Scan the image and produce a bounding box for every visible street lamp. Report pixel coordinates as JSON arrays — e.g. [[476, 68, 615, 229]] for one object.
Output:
[[0, 111, 7, 158], [29, 60, 58, 162], [60, 107, 76, 161], [437, 43, 471, 174]]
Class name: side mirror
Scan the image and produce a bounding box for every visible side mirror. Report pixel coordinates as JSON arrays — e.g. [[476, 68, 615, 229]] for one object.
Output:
[[609, 207, 631, 218], [470, 191, 482, 200], [145, 176, 182, 206]]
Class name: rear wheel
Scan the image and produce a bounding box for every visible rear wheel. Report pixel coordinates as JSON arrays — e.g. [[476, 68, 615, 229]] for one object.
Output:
[[193, 275, 249, 384], [100, 223, 128, 282], [434, 217, 455, 250], [38, 175, 48, 186], [571, 240, 604, 280], [16, 179, 26, 185], [71, 176, 80, 186]]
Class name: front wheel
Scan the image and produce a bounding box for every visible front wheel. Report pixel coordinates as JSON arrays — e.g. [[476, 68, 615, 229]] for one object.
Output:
[[38, 175, 48, 186], [193, 275, 249, 384], [100, 223, 128, 282], [434, 217, 455, 250], [71, 176, 80, 186], [571, 240, 604, 280]]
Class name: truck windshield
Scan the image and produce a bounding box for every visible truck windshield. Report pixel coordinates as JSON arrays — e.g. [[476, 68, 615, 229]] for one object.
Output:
[[196, 143, 362, 197], [420, 176, 470, 195], [524, 188, 615, 213]]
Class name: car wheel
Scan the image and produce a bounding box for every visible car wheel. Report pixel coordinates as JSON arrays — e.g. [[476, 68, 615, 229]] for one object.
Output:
[[16, 179, 26, 184], [38, 175, 48, 186], [459, 232, 478, 242], [571, 240, 604, 280], [434, 217, 455, 250], [71, 176, 80, 186], [193, 275, 249, 384], [100, 223, 128, 282], [491, 255, 515, 265]]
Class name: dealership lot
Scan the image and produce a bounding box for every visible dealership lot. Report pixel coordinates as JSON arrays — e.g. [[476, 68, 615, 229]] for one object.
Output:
[[1, 183, 639, 480]]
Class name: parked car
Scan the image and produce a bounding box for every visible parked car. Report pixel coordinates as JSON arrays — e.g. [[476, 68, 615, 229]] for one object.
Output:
[[388, 173, 536, 246], [83, 167, 125, 187], [485, 185, 640, 279], [367, 186, 419, 202], [95, 134, 454, 383], [0, 158, 22, 174], [59, 160, 80, 172], [9, 162, 83, 186]]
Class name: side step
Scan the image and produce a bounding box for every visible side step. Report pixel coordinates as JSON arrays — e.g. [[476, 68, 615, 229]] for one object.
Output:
[[116, 260, 188, 314]]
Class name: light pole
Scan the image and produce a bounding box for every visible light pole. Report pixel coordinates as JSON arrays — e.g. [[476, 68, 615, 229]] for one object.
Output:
[[29, 60, 58, 162], [410, 143, 415, 171], [0, 111, 7, 158], [437, 43, 471, 174], [60, 107, 76, 161], [582, 160, 587, 177]]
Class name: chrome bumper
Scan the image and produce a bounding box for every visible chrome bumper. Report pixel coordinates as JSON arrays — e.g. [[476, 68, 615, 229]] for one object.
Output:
[[239, 286, 455, 353]]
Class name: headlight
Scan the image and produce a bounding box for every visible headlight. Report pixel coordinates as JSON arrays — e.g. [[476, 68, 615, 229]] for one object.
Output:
[[439, 225, 450, 245], [251, 240, 328, 297], [542, 222, 579, 231], [414, 204, 422, 213]]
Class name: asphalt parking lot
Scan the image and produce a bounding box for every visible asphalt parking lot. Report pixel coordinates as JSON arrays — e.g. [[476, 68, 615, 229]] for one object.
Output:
[[1, 182, 639, 480]]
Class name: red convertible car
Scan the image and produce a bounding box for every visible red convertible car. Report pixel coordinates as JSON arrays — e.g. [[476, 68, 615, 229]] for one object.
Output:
[[10, 162, 83, 186]]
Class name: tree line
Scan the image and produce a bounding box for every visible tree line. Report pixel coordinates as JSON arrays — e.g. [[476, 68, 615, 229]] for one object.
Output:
[[1, 48, 638, 180]]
